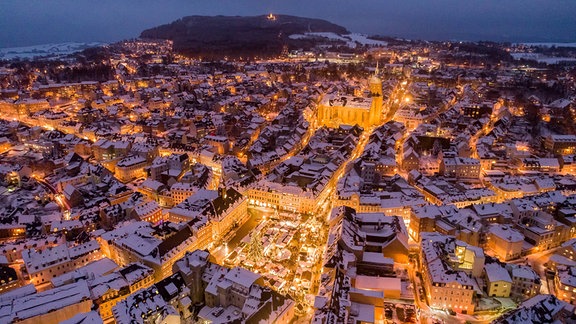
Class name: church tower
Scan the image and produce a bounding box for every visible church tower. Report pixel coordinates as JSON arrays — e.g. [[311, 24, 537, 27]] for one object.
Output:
[[369, 63, 383, 126]]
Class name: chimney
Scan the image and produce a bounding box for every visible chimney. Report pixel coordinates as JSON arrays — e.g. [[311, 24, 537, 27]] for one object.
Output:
[[219, 186, 227, 199]]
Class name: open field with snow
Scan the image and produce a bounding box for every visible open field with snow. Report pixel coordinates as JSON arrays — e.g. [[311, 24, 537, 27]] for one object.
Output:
[[0, 42, 103, 60]]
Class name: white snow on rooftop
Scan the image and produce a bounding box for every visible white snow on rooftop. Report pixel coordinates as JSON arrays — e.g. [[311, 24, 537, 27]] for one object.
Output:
[[12, 281, 91, 321]]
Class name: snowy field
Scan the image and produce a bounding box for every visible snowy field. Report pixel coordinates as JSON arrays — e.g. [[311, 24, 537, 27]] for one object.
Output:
[[510, 52, 576, 64], [289, 32, 387, 48], [0, 42, 104, 60], [520, 42, 576, 48]]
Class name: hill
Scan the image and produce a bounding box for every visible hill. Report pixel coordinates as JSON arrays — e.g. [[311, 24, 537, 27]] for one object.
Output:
[[140, 14, 349, 58]]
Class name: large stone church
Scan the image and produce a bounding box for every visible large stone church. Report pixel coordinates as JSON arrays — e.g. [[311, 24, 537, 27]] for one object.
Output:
[[317, 69, 385, 129]]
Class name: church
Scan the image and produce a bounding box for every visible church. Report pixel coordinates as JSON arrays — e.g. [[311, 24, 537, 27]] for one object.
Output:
[[317, 68, 385, 129]]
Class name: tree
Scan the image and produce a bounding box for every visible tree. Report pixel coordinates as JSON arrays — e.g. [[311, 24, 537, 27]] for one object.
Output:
[[432, 139, 443, 156], [247, 231, 264, 263]]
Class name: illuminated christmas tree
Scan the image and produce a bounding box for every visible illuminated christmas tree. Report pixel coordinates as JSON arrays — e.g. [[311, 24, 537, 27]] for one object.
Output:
[[247, 231, 264, 263]]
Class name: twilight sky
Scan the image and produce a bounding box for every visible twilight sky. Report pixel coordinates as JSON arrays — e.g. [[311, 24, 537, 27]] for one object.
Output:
[[1, 0, 575, 48]]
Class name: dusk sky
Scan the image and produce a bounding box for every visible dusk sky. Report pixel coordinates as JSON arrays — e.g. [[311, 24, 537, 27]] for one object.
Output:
[[1, 0, 576, 48]]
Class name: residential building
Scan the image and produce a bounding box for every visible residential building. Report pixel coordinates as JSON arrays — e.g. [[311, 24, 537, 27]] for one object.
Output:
[[508, 264, 541, 301], [483, 262, 512, 298], [487, 224, 524, 261], [420, 232, 482, 314], [115, 155, 148, 183], [23, 241, 102, 286], [493, 294, 575, 324], [2, 281, 92, 324]]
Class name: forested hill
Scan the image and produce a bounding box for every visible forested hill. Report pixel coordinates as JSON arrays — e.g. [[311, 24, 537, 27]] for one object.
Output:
[[140, 15, 349, 58]]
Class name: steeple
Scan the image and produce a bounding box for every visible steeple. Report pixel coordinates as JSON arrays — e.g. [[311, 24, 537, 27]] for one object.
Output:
[[369, 62, 384, 126], [369, 63, 382, 97]]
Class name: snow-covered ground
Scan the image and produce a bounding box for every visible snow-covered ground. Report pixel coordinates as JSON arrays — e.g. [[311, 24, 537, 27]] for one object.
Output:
[[0, 42, 104, 60], [289, 32, 387, 48], [510, 52, 576, 64], [520, 42, 576, 48]]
